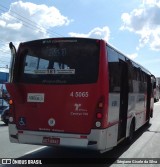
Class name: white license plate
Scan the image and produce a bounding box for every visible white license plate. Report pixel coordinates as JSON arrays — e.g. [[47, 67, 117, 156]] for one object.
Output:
[[42, 137, 60, 145], [27, 93, 44, 102]]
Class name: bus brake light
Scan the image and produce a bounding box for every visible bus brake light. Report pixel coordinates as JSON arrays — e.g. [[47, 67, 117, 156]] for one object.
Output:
[[96, 113, 103, 119], [98, 102, 103, 108], [97, 96, 105, 110]]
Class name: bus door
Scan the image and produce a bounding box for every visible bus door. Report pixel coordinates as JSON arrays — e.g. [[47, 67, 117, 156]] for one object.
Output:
[[118, 60, 128, 141]]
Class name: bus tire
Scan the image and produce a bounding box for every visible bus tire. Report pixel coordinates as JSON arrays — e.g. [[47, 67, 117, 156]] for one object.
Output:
[[4, 121, 8, 125], [126, 121, 135, 144], [146, 111, 151, 126]]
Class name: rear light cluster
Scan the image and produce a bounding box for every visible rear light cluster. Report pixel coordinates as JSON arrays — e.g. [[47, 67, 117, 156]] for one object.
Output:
[[8, 99, 14, 123], [95, 96, 105, 128], [9, 99, 13, 105]]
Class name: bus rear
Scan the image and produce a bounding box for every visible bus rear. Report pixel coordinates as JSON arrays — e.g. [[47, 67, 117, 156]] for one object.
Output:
[[6, 38, 109, 151]]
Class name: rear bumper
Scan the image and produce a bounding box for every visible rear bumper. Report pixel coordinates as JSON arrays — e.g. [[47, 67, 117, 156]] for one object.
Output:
[[8, 124, 115, 152]]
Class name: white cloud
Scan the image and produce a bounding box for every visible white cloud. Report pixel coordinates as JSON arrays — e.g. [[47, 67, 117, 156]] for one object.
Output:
[[120, 0, 160, 51], [0, 1, 72, 67], [7, 23, 22, 30], [127, 53, 138, 60], [142, 0, 159, 6], [0, 1, 72, 42], [11, 1, 71, 28], [69, 26, 110, 41], [0, 20, 6, 27]]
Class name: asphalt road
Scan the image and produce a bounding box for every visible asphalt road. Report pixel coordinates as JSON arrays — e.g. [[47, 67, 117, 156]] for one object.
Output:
[[0, 101, 160, 167]]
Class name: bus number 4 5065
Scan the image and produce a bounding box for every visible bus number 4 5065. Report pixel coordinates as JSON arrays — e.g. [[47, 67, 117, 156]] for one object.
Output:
[[70, 92, 89, 98]]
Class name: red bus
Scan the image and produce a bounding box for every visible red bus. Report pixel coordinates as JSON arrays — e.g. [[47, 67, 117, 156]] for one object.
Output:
[[6, 38, 154, 153]]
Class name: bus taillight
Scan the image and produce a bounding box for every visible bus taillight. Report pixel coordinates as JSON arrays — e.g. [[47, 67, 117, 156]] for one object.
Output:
[[96, 113, 103, 119], [96, 96, 105, 111], [9, 99, 13, 105], [95, 96, 105, 128], [8, 99, 15, 123]]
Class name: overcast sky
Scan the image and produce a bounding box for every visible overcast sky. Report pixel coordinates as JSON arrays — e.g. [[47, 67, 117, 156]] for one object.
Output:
[[0, 0, 160, 76]]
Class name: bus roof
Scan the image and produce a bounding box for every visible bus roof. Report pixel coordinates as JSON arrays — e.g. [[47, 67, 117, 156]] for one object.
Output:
[[16, 37, 153, 76], [106, 42, 152, 76]]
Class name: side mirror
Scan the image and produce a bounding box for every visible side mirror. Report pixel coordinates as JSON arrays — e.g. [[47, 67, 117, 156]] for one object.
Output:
[[9, 42, 16, 82]]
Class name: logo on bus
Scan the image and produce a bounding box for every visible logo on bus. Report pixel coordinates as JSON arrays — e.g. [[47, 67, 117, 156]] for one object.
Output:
[[18, 117, 26, 126], [48, 118, 56, 127], [70, 103, 88, 116], [74, 103, 81, 111]]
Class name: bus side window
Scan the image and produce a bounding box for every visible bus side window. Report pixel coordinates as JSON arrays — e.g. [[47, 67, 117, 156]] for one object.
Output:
[[126, 60, 133, 93], [107, 46, 120, 93]]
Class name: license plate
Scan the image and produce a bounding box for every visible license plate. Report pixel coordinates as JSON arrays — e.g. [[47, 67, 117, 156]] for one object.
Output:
[[42, 137, 60, 145]]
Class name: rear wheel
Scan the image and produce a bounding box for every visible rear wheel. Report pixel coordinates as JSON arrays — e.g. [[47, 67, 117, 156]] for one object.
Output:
[[3, 120, 8, 125], [146, 117, 150, 126], [3, 117, 9, 125]]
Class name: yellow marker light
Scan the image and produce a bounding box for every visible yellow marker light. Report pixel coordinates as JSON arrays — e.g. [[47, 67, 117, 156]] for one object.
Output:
[[9, 99, 13, 105], [98, 102, 103, 108]]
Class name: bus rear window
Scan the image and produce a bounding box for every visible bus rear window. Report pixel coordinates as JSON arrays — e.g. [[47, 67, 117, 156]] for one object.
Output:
[[18, 38, 100, 84]]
